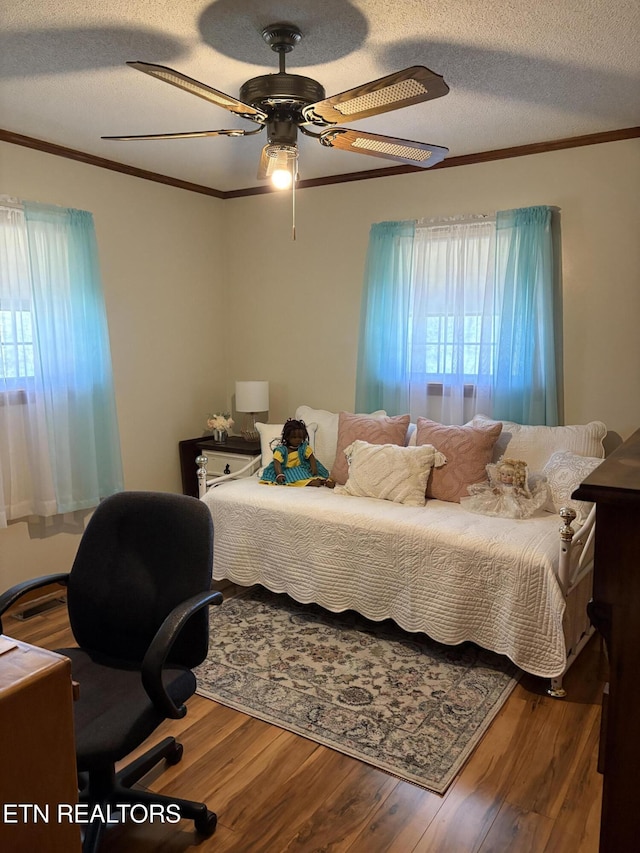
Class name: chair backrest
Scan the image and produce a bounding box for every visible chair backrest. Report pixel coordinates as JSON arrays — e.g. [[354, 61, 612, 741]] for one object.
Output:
[[67, 491, 214, 668]]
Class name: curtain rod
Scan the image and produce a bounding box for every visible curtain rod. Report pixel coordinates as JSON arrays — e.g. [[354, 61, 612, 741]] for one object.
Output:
[[416, 213, 494, 227], [0, 195, 23, 211]]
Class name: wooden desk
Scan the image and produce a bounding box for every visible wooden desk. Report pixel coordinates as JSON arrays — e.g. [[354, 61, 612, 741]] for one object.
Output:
[[0, 636, 81, 852], [573, 428, 640, 853]]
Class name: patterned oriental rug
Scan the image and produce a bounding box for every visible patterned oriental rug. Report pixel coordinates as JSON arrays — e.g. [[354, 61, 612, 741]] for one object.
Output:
[[195, 587, 520, 794]]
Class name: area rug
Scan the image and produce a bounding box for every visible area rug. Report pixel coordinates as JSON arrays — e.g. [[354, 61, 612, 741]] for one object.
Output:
[[195, 587, 520, 793]]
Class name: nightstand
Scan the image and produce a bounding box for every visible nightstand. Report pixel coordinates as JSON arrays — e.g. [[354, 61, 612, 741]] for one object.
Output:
[[179, 435, 262, 497]]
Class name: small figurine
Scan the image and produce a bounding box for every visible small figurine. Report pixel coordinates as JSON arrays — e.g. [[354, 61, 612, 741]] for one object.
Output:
[[461, 457, 548, 519]]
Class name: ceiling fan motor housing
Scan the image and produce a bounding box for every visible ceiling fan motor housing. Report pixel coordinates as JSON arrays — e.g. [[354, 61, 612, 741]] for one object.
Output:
[[265, 116, 298, 147], [239, 73, 326, 113], [240, 72, 327, 146]]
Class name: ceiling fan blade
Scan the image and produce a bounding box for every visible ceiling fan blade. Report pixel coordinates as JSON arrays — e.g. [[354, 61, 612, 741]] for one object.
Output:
[[303, 66, 449, 125], [320, 129, 448, 168], [102, 128, 264, 141], [127, 61, 268, 123]]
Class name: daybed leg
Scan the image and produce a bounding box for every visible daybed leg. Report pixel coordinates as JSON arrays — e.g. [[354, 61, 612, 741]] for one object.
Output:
[[547, 506, 577, 699], [547, 676, 567, 699]]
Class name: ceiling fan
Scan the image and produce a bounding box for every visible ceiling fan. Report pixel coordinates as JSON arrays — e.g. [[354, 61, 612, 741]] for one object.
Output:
[[102, 22, 450, 188]]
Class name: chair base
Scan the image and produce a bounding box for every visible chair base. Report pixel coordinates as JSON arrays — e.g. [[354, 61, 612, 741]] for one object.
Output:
[[79, 736, 216, 853]]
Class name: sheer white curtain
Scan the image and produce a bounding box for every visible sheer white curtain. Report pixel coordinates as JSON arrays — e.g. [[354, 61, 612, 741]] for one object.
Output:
[[408, 216, 497, 424], [0, 202, 58, 525], [0, 197, 123, 528]]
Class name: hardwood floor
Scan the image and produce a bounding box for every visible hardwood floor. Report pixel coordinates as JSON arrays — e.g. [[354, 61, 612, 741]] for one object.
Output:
[[4, 597, 605, 852]]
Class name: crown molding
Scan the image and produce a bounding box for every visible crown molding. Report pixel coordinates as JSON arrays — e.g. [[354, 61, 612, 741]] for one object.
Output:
[[2, 126, 638, 200], [0, 129, 225, 199]]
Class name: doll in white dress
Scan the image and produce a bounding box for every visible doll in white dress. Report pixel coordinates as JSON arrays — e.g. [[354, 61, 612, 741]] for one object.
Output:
[[461, 457, 548, 519]]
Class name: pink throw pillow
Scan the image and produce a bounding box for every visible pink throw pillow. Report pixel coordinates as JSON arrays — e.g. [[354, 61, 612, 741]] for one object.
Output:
[[331, 412, 411, 485], [416, 417, 503, 502]]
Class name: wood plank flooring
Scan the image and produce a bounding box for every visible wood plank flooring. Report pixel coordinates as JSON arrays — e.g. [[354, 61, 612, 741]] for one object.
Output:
[[4, 595, 605, 852]]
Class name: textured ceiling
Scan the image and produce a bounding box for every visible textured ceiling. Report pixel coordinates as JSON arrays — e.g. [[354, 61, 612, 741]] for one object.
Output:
[[2, 0, 639, 193]]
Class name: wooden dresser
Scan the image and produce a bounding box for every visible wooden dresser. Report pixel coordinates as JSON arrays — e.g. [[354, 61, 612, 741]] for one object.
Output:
[[573, 427, 640, 852]]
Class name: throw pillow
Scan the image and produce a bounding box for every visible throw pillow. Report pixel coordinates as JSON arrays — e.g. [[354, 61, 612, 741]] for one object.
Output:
[[335, 440, 447, 506], [256, 422, 317, 471], [295, 405, 387, 471], [415, 418, 503, 502], [330, 412, 411, 485], [472, 415, 607, 473], [542, 450, 603, 523]]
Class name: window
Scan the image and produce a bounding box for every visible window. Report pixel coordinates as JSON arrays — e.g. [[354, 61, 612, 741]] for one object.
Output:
[[0, 197, 123, 527], [420, 313, 498, 377], [0, 304, 34, 381], [408, 218, 498, 394], [355, 207, 559, 426]]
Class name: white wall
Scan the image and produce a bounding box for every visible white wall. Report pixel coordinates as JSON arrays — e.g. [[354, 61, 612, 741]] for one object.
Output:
[[222, 139, 640, 443], [0, 142, 227, 586], [1, 136, 639, 586]]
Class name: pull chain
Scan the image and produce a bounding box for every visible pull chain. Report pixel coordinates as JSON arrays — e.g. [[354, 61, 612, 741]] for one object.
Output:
[[291, 168, 297, 241]]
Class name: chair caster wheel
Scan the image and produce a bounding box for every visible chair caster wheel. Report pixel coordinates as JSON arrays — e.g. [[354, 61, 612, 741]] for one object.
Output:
[[166, 741, 184, 765], [195, 810, 217, 837]]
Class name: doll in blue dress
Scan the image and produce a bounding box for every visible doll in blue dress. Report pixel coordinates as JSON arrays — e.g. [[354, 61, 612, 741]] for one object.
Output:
[[260, 419, 333, 487]]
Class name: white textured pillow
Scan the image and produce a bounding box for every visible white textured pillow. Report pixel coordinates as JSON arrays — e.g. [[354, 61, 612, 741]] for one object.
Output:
[[542, 450, 603, 522], [255, 422, 317, 470], [295, 406, 386, 471], [472, 415, 607, 473], [334, 440, 446, 506]]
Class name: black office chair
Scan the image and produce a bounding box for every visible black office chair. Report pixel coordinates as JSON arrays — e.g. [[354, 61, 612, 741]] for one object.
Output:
[[0, 490, 222, 852]]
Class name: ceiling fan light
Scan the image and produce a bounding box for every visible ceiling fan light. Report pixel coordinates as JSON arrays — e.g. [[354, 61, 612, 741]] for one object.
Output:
[[270, 147, 296, 189], [271, 169, 292, 189]]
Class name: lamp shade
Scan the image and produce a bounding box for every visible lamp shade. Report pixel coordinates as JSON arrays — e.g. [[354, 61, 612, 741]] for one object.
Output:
[[235, 381, 269, 413]]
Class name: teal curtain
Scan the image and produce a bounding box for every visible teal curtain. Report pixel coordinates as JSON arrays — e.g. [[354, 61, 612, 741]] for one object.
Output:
[[492, 206, 558, 425], [355, 207, 560, 426], [24, 202, 123, 513], [355, 221, 415, 413]]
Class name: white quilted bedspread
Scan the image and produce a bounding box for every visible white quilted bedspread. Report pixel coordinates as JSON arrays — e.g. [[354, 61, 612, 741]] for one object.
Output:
[[202, 476, 568, 678]]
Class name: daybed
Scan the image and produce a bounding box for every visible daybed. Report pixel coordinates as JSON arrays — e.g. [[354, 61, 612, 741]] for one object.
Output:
[[198, 406, 607, 695]]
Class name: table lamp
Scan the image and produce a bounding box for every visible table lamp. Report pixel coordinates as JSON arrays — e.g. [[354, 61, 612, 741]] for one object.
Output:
[[235, 381, 269, 441]]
